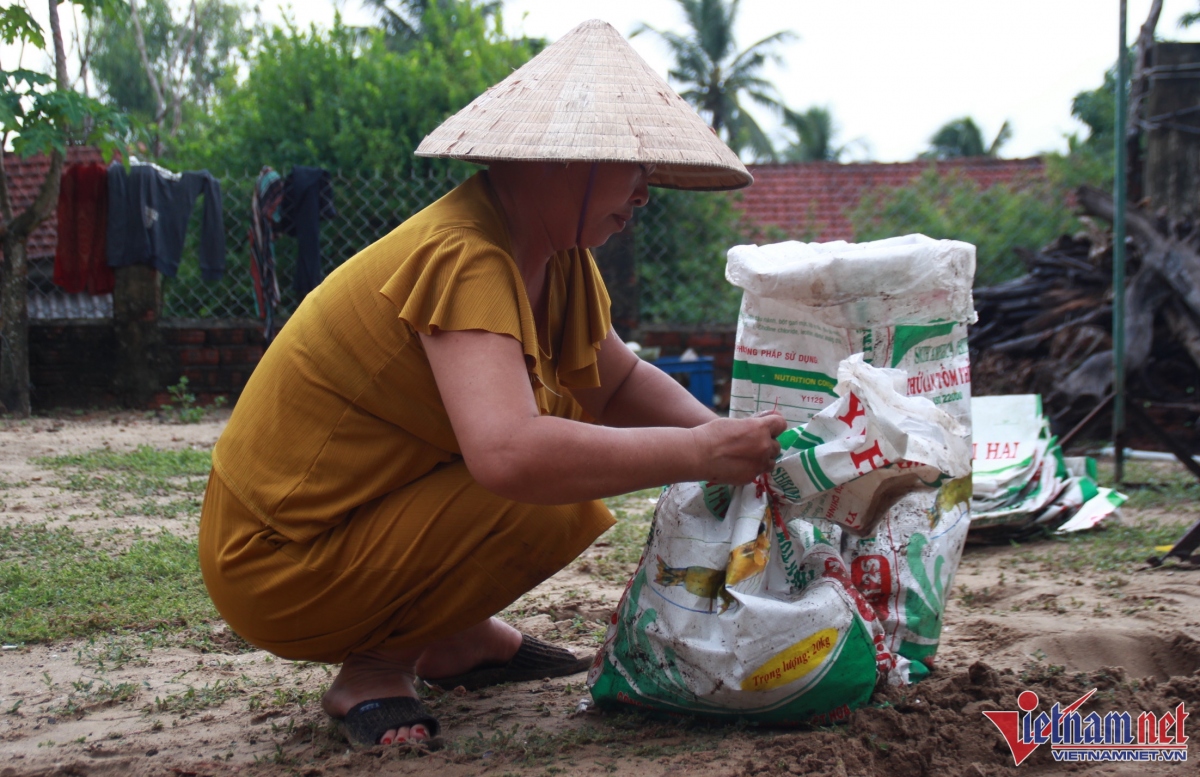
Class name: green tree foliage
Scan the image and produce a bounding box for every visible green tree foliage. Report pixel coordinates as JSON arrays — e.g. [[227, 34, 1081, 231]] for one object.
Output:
[[87, 0, 251, 157], [781, 106, 843, 162], [161, 1, 538, 321], [636, 188, 756, 325], [634, 0, 794, 161], [921, 116, 1010, 160], [360, 0, 503, 51], [1050, 57, 1131, 191], [1181, 4, 1200, 27], [1070, 65, 1120, 153], [0, 5, 128, 160], [1, 1, 130, 416], [174, 3, 535, 175], [90, 0, 250, 119], [849, 169, 1079, 287]]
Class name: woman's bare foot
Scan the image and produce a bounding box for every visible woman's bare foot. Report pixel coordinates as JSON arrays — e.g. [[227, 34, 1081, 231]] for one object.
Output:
[[321, 617, 522, 745]]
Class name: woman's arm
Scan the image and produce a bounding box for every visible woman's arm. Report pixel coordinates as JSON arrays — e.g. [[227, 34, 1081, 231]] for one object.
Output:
[[421, 328, 784, 505], [569, 327, 717, 429]]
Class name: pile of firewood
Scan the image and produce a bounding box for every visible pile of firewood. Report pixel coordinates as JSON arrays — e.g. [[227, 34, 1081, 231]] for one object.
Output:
[[969, 186, 1200, 444]]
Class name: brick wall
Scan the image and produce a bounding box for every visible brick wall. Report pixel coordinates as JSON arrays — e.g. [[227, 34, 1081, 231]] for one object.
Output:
[[28, 319, 265, 410], [637, 325, 738, 410], [29, 319, 739, 412], [159, 321, 265, 408], [29, 321, 118, 408]]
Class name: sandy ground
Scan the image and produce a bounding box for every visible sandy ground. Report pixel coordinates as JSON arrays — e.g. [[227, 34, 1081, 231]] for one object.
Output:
[[1, 413, 1199, 776]]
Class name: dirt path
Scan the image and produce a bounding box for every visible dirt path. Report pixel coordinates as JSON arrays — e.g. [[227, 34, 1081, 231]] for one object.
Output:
[[1, 413, 1198, 776]]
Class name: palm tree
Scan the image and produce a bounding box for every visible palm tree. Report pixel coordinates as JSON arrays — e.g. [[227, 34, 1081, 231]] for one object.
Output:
[[634, 0, 795, 161], [921, 117, 1011, 159], [360, 0, 502, 50], [1181, 3, 1199, 27], [781, 106, 840, 162]]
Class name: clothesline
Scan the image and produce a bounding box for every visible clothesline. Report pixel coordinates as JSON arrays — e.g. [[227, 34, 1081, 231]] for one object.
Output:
[[52, 160, 336, 340]]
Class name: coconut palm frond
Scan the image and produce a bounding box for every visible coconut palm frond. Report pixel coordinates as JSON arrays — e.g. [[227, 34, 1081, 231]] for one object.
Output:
[[639, 0, 793, 159], [924, 116, 987, 159], [987, 120, 1012, 156], [781, 106, 839, 162]]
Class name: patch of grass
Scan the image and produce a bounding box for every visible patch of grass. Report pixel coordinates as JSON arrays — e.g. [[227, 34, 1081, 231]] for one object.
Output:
[[0, 522, 217, 643], [54, 677, 141, 716], [592, 488, 659, 581], [1010, 515, 1182, 575], [74, 635, 152, 672], [1096, 460, 1200, 511], [246, 684, 326, 713], [0, 476, 29, 490], [33, 445, 211, 499], [147, 676, 251, 715]]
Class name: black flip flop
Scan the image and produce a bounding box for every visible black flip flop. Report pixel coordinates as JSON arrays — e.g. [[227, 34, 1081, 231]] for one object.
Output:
[[423, 634, 593, 691], [340, 696, 442, 748]]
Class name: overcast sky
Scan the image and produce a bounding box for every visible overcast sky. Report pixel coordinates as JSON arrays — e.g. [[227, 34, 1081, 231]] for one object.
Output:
[[491, 0, 1200, 161], [7, 1, 1200, 162]]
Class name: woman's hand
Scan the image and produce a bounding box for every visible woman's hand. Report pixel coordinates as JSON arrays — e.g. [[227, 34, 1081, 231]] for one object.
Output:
[[689, 411, 788, 485]]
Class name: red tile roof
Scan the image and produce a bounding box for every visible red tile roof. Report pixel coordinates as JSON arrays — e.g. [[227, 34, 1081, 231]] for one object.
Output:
[[2, 146, 105, 259], [737, 157, 1047, 242]]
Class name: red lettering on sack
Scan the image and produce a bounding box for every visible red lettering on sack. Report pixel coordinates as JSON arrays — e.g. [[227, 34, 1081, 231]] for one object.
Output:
[[836, 392, 865, 427], [822, 557, 878, 622], [851, 555, 894, 620], [983, 441, 1022, 460], [850, 440, 886, 471]]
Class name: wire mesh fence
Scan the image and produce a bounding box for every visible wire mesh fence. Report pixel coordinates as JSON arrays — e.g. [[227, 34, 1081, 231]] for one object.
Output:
[[27, 166, 1079, 328], [160, 170, 463, 320]]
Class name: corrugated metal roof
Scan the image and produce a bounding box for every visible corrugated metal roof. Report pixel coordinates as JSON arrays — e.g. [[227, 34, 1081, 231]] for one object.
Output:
[[27, 291, 113, 320]]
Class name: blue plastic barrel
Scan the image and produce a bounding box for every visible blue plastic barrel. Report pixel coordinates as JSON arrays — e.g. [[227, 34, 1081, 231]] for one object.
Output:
[[652, 355, 715, 408]]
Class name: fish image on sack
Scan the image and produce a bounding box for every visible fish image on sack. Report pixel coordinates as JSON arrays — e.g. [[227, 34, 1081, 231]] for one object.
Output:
[[654, 557, 733, 613]]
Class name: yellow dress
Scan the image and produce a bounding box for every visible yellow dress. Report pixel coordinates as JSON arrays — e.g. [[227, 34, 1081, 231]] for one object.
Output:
[[198, 173, 616, 663]]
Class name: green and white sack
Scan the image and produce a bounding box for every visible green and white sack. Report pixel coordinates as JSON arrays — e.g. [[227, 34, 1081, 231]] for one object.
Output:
[[589, 235, 977, 722], [724, 235, 977, 682], [588, 357, 971, 723], [968, 395, 1126, 538]]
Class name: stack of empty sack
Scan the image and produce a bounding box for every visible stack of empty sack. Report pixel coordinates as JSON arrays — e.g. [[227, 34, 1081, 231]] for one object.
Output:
[[969, 394, 1126, 542], [589, 235, 977, 724]]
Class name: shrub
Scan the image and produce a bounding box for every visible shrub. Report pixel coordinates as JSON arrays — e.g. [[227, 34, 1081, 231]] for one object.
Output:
[[849, 167, 1080, 287]]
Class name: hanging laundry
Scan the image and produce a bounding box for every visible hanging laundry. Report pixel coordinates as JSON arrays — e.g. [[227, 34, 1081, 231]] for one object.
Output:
[[248, 166, 284, 341], [279, 166, 335, 299], [53, 162, 113, 295], [106, 160, 225, 279]]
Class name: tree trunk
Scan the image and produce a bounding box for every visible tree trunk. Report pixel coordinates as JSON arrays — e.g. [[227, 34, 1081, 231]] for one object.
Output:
[[0, 233, 31, 415], [1126, 0, 1163, 204], [0, 0, 72, 416]]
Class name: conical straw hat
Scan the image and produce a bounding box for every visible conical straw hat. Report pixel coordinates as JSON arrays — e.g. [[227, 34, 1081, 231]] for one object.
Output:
[[415, 19, 752, 191]]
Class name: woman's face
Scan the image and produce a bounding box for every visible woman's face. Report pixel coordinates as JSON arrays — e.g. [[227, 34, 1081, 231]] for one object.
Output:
[[573, 162, 652, 248]]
